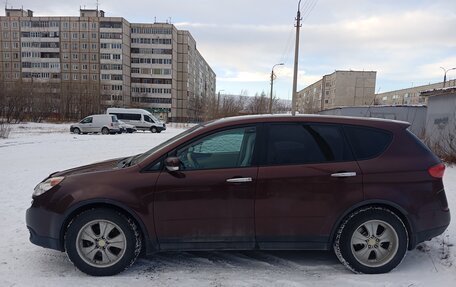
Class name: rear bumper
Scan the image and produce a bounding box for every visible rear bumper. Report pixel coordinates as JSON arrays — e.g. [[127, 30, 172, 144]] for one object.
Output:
[[26, 207, 64, 251], [410, 208, 450, 249]]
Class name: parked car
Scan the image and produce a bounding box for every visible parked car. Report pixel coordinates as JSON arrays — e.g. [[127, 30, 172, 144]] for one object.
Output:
[[118, 120, 137, 134], [70, 114, 120, 135], [107, 108, 166, 133], [27, 115, 450, 276]]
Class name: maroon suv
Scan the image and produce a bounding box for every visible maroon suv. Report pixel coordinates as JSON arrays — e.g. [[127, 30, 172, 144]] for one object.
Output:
[[26, 115, 450, 276]]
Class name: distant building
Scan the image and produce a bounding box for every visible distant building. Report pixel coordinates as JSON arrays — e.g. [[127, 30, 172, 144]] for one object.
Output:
[[296, 70, 377, 114], [0, 7, 216, 121], [375, 80, 456, 106]]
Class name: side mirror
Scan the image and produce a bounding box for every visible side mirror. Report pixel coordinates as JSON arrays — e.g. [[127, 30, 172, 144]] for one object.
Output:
[[164, 157, 180, 172]]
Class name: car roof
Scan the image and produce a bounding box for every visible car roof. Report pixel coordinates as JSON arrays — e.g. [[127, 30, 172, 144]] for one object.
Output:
[[203, 114, 410, 130]]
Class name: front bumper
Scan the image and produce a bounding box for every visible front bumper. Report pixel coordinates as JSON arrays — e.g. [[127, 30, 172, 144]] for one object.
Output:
[[26, 207, 64, 251]]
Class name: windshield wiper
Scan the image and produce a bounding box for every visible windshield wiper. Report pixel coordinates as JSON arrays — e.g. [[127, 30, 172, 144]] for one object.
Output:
[[118, 153, 142, 168]]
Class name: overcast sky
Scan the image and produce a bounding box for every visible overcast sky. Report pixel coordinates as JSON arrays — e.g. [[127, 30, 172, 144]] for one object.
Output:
[[4, 0, 456, 99]]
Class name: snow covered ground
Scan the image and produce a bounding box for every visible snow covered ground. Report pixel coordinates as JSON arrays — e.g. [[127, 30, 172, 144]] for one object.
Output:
[[0, 123, 455, 286]]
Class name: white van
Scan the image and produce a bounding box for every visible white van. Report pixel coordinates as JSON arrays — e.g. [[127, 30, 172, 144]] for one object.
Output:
[[107, 108, 166, 133], [70, 114, 120, 135]]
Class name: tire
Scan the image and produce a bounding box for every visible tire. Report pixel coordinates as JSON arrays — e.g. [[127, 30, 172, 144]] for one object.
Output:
[[101, 127, 109, 135], [65, 208, 141, 276], [73, 128, 81, 134], [333, 207, 408, 274], [150, 127, 158, 133]]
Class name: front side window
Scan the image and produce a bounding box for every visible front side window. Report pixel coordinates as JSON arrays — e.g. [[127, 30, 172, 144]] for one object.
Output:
[[265, 123, 352, 165], [80, 117, 92, 124], [144, 115, 153, 123], [177, 127, 256, 170]]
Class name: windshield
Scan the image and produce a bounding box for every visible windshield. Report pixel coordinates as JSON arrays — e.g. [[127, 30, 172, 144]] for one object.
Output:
[[130, 124, 204, 165]]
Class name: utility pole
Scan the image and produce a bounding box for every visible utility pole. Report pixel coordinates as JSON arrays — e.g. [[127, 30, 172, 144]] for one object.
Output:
[[291, 0, 302, 116], [270, 63, 284, 114], [216, 90, 224, 117]]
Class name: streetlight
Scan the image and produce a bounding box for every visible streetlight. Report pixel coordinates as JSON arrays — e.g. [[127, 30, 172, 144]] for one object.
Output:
[[440, 67, 456, 88], [270, 63, 284, 113], [291, 0, 303, 116]]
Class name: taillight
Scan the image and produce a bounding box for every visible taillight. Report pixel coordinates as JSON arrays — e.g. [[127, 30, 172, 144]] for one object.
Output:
[[428, 163, 445, 178]]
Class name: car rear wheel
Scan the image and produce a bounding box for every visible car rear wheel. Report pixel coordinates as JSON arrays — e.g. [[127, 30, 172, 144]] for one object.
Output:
[[65, 208, 141, 276], [101, 127, 109, 135], [73, 128, 81, 134], [333, 207, 408, 274]]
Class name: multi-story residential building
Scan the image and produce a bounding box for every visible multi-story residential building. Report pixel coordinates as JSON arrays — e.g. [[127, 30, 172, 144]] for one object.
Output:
[[296, 70, 377, 114], [375, 80, 456, 106], [0, 7, 215, 121]]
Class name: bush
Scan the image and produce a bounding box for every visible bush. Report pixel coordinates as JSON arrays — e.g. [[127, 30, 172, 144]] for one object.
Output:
[[425, 132, 456, 165], [0, 122, 11, 139]]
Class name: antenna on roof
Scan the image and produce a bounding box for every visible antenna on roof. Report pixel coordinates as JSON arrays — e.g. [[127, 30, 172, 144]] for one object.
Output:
[[96, 0, 99, 11], [5, 0, 8, 9]]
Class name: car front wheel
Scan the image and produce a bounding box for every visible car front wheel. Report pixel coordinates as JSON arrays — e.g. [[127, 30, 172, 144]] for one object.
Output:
[[65, 208, 141, 276], [334, 207, 408, 274]]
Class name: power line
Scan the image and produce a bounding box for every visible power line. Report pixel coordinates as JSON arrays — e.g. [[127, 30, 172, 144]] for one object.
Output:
[[302, 0, 319, 21]]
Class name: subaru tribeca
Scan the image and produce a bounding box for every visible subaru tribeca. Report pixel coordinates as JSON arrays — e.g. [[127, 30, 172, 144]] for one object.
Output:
[[26, 115, 450, 276]]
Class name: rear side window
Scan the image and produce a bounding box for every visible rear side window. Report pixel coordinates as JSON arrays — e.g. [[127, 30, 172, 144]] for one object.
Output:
[[344, 126, 392, 160], [110, 113, 141, 121], [265, 124, 353, 165]]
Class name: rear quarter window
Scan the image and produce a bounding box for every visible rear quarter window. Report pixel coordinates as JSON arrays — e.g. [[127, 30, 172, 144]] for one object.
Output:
[[343, 125, 393, 160]]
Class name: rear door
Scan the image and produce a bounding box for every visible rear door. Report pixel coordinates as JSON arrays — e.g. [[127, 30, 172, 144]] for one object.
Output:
[[255, 123, 363, 249]]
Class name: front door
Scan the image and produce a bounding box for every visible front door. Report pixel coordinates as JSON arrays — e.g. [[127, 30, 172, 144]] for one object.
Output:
[[154, 126, 258, 250], [255, 123, 363, 249], [79, 116, 93, 133]]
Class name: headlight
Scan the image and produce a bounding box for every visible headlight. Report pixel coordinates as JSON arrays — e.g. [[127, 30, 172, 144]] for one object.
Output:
[[33, 176, 65, 197]]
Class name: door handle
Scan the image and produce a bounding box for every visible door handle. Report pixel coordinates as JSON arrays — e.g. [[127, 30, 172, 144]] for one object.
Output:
[[331, 172, 357, 178], [226, 177, 253, 183]]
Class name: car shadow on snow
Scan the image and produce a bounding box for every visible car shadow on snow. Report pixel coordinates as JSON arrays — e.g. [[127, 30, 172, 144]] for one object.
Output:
[[130, 250, 345, 275]]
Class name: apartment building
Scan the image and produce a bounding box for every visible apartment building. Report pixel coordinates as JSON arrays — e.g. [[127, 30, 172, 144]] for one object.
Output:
[[375, 80, 456, 106], [296, 70, 377, 114], [0, 8, 215, 121]]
